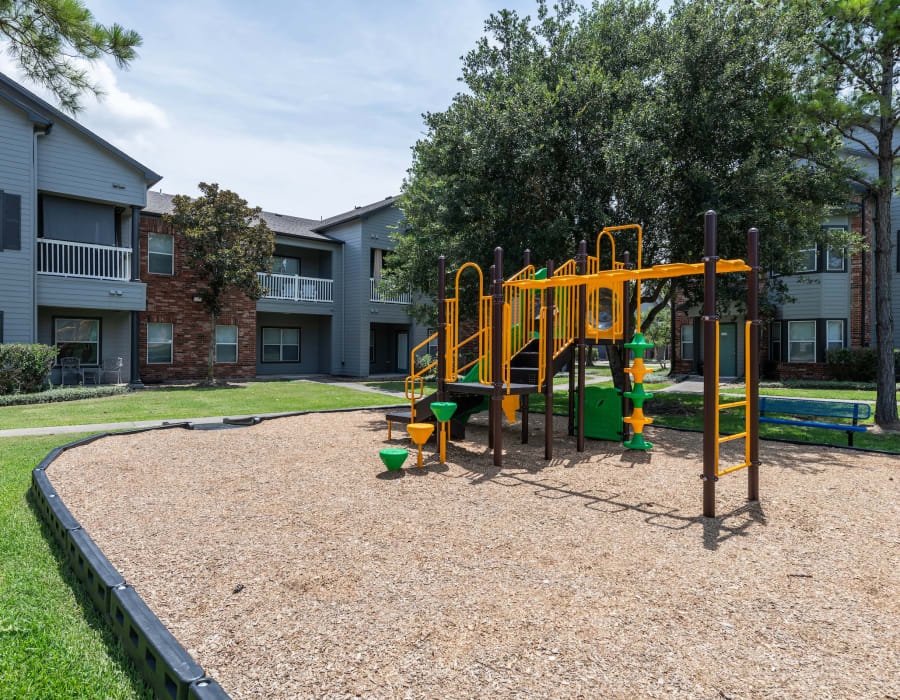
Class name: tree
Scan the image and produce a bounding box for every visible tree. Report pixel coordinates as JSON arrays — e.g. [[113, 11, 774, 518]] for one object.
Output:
[[0, 0, 141, 113], [389, 0, 850, 388], [789, 0, 899, 428], [165, 183, 275, 384], [643, 300, 670, 369]]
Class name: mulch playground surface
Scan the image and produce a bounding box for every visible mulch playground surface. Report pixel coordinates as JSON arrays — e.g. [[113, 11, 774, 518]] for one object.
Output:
[[50, 409, 898, 699]]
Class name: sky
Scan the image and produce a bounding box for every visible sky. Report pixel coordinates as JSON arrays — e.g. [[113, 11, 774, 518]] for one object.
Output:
[[1, 0, 560, 219]]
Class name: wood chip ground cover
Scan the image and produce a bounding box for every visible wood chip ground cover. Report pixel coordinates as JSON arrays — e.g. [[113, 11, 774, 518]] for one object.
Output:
[[49, 410, 898, 699]]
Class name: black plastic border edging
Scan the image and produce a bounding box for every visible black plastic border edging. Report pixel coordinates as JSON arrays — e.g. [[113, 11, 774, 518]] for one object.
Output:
[[32, 421, 232, 700], [29, 405, 405, 700]]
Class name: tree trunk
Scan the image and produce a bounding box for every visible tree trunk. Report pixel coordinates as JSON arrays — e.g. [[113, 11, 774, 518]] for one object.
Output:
[[208, 310, 217, 385], [607, 343, 631, 394], [873, 184, 898, 426], [873, 50, 899, 427]]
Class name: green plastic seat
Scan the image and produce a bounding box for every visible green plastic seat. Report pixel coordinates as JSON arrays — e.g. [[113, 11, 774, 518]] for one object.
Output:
[[379, 448, 409, 471], [430, 401, 458, 422]]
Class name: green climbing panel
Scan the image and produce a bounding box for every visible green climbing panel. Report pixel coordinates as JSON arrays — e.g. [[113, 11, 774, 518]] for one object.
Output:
[[576, 386, 623, 441]]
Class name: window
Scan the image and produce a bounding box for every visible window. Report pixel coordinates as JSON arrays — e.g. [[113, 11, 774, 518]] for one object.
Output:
[[826, 320, 844, 352], [262, 327, 300, 362], [215, 325, 237, 363], [770, 322, 782, 362], [369, 329, 376, 363], [680, 324, 694, 361], [55, 318, 99, 365], [826, 248, 845, 272], [788, 321, 816, 362], [148, 233, 174, 274], [269, 256, 300, 276], [147, 322, 173, 364], [1, 191, 22, 251], [370, 249, 385, 279], [796, 242, 817, 273]]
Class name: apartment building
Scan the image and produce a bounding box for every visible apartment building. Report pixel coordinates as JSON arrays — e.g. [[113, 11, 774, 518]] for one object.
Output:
[[672, 129, 899, 380], [0, 71, 160, 385], [139, 193, 428, 382]]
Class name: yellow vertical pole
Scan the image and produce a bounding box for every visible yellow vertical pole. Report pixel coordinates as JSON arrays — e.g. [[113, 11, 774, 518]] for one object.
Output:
[[440, 421, 447, 463]]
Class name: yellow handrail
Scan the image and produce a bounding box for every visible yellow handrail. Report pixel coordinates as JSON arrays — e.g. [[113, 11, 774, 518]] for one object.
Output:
[[714, 320, 753, 477], [405, 331, 438, 421], [598, 224, 643, 331]]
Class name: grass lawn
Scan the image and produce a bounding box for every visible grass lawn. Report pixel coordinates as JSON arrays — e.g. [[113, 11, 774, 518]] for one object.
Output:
[[0, 381, 398, 431], [0, 433, 148, 698]]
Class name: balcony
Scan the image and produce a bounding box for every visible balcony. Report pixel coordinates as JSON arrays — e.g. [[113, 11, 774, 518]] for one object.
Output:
[[370, 278, 411, 305], [37, 238, 132, 281], [257, 272, 333, 303]]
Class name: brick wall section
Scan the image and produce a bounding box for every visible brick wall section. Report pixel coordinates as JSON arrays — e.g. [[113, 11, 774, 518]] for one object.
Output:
[[849, 198, 873, 348], [672, 295, 695, 374], [138, 214, 257, 382]]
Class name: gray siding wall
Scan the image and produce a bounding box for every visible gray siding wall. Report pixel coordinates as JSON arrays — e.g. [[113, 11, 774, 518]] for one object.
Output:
[[37, 119, 147, 207], [37, 306, 132, 382], [0, 99, 36, 342], [256, 312, 331, 374], [328, 220, 366, 375], [326, 206, 430, 376], [778, 214, 851, 321], [36, 276, 146, 311]]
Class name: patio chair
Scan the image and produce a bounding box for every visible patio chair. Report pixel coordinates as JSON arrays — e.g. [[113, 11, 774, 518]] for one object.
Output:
[[59, 357, 83, 386], [101, 357, 124, 385]]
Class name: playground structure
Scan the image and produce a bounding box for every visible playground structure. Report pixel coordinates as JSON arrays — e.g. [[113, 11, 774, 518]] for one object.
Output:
[[387, 211, 761, 517]]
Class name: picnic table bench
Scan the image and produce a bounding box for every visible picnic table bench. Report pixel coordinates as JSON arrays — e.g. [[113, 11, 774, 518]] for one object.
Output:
[[759, 396, 870, 446]]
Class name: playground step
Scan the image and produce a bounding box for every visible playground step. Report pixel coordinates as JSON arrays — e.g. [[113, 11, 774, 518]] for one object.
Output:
[[510, 367, 540, 385], [445, 381, 539, 395], [511, 351, 539, 367]]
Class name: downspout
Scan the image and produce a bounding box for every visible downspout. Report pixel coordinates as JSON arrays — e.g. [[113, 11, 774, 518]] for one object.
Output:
[[32, 127, 50, 343], [341, 244, 345, 371]]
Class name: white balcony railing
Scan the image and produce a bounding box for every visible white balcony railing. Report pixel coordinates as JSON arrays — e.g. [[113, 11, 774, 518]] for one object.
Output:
[[257, 272, 333, 303], [370, 277, 411, 304], [37, 238, 132, 281]]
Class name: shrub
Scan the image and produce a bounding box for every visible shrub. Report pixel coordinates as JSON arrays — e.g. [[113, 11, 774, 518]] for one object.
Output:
[[0, 344, 58, 395], [826, 347, 879, 382], [0, 384, 130, 407]]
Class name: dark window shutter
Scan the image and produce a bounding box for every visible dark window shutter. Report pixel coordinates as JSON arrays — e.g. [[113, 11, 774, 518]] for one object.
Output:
[[0, 310, 4, 343], [2, 193, 22, 251]]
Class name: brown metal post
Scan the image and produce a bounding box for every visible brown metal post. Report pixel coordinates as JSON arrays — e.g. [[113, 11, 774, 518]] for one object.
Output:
[[576, 240, 587, 451], [747, 227, 760, 501], [437, 256, 447, 403], [621, 251, 632, 443], [702, 211, 718, 518], [544, 259, 555, 460], [488, 263, 495, 450], [492, 247, 503, 466], [521, 249, 531, 444]]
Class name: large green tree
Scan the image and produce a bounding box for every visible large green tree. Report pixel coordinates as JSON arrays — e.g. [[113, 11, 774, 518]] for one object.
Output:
[[789, 0, 899, 428], [0, 0, 140, 113], [166, 183, 275, 384], [389, 0, 850, 386]]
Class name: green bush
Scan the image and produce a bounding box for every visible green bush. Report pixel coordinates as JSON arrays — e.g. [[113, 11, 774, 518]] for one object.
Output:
[[0, 384, 130, 407], [826, 347, 879, 382], [0, 344, 58, 395]]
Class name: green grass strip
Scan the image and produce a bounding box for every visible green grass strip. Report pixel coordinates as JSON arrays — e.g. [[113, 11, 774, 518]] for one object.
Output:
[[0, 433, 150, 698]]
